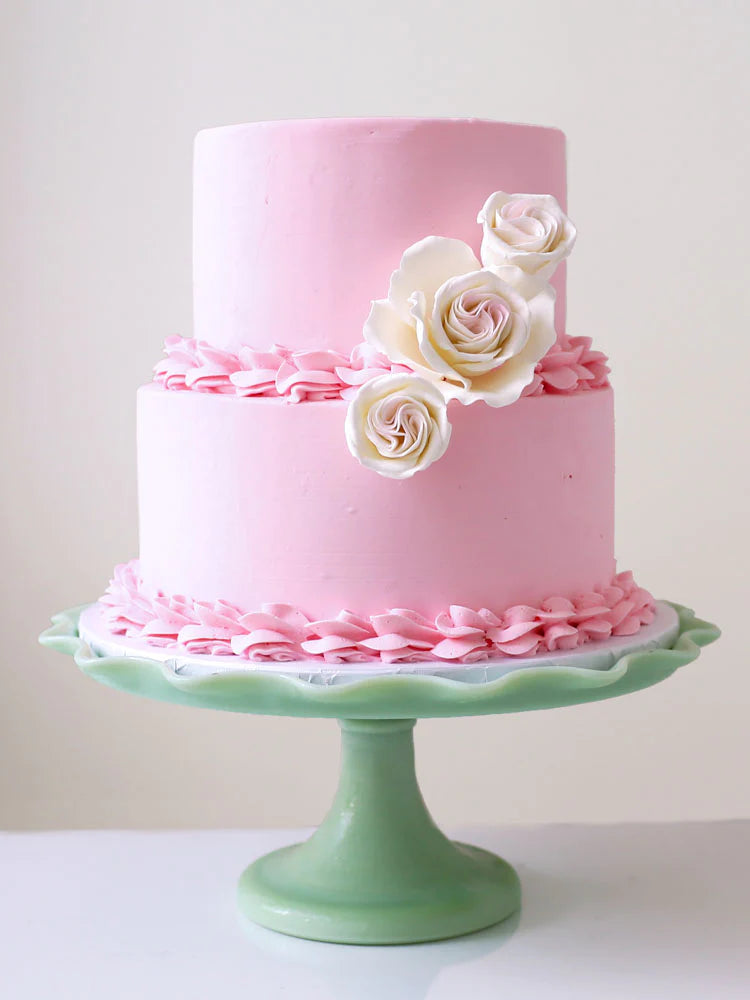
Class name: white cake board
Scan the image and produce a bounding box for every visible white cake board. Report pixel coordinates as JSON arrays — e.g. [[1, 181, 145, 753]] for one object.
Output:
[[78, 601, 680, 687]]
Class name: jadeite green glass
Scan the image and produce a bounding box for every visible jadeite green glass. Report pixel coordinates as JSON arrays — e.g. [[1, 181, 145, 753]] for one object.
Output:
[[40, 603, 719, 945], [240, 718, 520, 944]]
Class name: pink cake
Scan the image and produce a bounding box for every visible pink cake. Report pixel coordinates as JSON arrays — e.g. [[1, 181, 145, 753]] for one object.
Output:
[[98, 118, 655, 665]]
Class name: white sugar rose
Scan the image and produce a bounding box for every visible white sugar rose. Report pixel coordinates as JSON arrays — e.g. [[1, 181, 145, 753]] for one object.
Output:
[[478, 192, 576, 281], [345, 372, 451, 479], [363, 236, 555, 407]]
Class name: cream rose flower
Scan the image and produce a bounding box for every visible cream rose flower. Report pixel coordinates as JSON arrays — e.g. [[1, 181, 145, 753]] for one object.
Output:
[[478, 192, 576, 281], [363, 236, 555, 407], [345, 372, 451, 479]]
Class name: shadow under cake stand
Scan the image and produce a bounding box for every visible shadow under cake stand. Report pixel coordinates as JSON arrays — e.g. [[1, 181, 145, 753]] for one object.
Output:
[[40, 601, 718, 946]]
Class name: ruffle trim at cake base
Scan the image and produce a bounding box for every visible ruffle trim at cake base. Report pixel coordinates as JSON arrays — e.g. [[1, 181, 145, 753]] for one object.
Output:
[[99, 561, 655, 666]]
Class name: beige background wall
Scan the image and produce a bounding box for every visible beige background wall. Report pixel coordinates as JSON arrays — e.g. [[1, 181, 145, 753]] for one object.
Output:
[[2, 0, 747, 830]]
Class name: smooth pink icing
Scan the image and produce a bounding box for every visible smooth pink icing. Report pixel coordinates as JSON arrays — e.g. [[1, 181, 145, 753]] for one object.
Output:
[[136, 384, 616, 620], [193, 119, 567, 355], [101, 561, 654, 663], [153, 334, 608, 400]]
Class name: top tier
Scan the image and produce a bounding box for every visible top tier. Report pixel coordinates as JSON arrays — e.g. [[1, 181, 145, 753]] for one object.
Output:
[[193, 117, 567, 355]]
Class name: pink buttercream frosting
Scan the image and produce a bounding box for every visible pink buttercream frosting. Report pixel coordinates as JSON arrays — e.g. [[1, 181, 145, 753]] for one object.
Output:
[[153, 334, 609, 401], [153, 337, 408, 402], [100, 561, 654, 665], [522, 335, 610, 396]]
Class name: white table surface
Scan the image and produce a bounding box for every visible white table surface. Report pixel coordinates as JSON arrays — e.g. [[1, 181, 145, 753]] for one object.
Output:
[[2, 822, 748, 999]]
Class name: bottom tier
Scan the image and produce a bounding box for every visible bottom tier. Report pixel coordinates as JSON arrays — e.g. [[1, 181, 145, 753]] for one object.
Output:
[[136, 384, 617, 621]]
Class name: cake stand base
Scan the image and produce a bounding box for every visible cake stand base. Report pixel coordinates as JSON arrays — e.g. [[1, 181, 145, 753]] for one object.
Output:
[[238, 718, 519, 944]]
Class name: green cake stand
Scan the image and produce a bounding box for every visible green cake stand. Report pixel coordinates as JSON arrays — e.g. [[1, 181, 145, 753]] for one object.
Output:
[[40, 601, 718, 946]]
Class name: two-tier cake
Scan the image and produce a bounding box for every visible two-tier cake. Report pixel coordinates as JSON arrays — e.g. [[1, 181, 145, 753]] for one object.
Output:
[[89, 118, 656, 667]]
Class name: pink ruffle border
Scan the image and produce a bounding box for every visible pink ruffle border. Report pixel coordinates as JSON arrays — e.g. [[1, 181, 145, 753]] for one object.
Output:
[[100, 561, 654, 665], [153, 335, 610, 402]]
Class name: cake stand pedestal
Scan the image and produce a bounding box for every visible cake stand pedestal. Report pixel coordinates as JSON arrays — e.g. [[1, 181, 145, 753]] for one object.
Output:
[[40, 602, 718, 945], [241, 717, 518, 943]]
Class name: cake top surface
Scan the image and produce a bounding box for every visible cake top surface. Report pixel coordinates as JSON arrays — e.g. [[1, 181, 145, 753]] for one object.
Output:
[[195, 116, 565, 139]]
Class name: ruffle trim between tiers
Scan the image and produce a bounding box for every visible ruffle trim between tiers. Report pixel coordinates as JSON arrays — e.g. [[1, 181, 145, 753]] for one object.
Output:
[[100, 561, 654, 665], [153, 335, 609, 402]]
